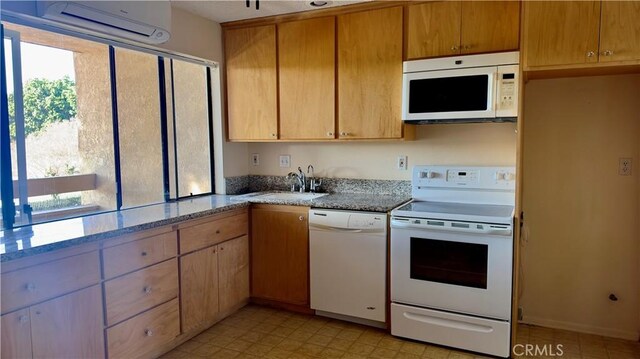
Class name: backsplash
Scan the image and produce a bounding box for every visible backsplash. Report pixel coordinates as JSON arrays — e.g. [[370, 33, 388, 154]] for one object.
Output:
[[225, 175, 411, 196]]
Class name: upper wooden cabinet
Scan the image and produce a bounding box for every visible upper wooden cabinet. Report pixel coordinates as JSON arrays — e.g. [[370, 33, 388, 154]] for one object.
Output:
[[523, 1, 640, 69], [225, 25, 278, 141], [407, 1, 520, 60], [338, 6, 403, 139], [599, 1, 640, 63], [523, 1, 601, 68], [278, 17, 336, 140]]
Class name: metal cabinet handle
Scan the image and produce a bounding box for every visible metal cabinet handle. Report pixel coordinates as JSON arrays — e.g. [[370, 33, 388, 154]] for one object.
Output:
[[143, 286, 152, 294], [326, 132, 333, 137], [220, 246, 225, 251], [215, 229, 221, 234], [141, 251, 148, 257], [340, 132, 350, 136], [299, 216, 305, 221], [451, 45, 459, 51], [602, 50, 614, 56], [462, 45, 471, 50], [271, 133, 276, 137], [18, 315, 29, 324], [145, 329, 153, 337], [25, 283, 36, 292], [586, 51, 595, 58]]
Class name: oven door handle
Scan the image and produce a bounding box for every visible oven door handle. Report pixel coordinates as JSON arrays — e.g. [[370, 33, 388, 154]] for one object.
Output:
[[391, 218, 512, 236], [403, 312, 494, 333]]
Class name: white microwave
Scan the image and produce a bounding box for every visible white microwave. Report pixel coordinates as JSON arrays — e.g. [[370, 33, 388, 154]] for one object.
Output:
[[402, 52, 519, 123]]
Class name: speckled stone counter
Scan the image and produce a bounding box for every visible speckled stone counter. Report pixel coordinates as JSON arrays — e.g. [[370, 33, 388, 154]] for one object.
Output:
[[0, 195, 249, 262], [236, 192, 411, 213], [1, 191, 410, 262]]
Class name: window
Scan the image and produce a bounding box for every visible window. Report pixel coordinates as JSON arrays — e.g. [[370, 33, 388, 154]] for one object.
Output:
[[0, 21, 216, 230]]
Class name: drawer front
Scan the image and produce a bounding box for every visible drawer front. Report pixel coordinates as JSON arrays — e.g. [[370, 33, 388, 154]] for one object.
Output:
[[105, 259, 178, 326], [107, 298, 179, 359], [1, 251, 100, 314], [103, 231, 177, 279], [180, 213, 248, 254]]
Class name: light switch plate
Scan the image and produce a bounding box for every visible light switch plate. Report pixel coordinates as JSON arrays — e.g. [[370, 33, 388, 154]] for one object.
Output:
[[279, 155, 291, 168], [397, 155, 408, 170]]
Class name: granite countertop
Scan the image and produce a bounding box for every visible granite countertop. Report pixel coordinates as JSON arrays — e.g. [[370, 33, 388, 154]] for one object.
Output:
[[0, 191, 410, 262]]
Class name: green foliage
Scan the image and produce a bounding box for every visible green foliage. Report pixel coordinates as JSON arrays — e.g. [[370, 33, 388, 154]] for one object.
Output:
[[7, 76, 77, 139]]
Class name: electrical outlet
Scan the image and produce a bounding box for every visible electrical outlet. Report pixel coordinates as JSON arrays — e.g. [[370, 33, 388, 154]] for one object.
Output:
[[619, 158, 632, 176], [251, 153, 259, 166], [279, 155, 291, 168], [397, 155, 408, 170]]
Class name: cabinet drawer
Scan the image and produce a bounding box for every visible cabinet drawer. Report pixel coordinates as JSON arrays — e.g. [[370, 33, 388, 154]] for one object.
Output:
[[180, 213, 248, 254], [107, 298, 179, 359], [103, 231, 177, 279], [1, 251, 100, 313], [105, 259, 178, 326]]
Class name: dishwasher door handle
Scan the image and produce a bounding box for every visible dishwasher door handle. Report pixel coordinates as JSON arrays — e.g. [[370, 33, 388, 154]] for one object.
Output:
[[309, 223, 384, 234]]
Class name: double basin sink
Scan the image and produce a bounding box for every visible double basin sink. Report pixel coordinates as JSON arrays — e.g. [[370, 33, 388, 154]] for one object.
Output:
[[252, 192, 328, 201]]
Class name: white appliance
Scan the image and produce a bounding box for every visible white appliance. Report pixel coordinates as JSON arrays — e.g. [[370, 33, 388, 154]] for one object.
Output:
[[402, 52, 519, 123], [37, 1, 172, 44], [310, 209, 387, 326], [390, 166, 515, 358]]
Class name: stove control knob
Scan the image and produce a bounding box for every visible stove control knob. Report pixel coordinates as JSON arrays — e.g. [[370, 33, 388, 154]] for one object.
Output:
[[495, 172, 505, 180], [505, 172, 515, 181], [421, 171, 436, 179]]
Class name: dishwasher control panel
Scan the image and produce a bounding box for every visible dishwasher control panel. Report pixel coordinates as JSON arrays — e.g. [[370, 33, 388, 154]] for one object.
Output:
[[309, 209, 387, 231]]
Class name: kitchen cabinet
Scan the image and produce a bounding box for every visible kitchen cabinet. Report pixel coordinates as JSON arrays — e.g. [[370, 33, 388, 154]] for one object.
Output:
[[225, 25, 278, 141], [218, 235, 250, 313], [180, 246, 220, 332], [251, 205, 309, 306], [1, 285, 104, 359], [406, 1, 520, 60], [278, 17, 335, 140], [523, 1, 640, 69], [337, 6, 403, 140]]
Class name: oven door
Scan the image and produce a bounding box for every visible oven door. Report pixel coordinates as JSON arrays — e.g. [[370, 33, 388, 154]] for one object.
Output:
[[402, 66, 497, 121], [390, 218, 513, 320]]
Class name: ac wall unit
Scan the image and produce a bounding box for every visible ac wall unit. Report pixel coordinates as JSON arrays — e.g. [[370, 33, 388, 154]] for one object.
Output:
[[37, 1, 172, 44]]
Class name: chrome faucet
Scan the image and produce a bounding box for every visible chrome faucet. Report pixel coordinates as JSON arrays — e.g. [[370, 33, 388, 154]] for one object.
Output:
[[286, 172, 304, 192], [297, 167, 306, 193], [307, 165, 322, 193]]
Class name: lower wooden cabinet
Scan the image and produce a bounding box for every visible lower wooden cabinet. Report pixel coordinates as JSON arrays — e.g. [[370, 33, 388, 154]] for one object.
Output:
[[251, 205, 309, 306], [219, 235, 250, 313], [1, 285, 105, 359]]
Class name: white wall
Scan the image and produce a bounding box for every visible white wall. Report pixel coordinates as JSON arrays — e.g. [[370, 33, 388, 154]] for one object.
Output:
[[247, 123, 517, 179], [521, 74, 640, 340]]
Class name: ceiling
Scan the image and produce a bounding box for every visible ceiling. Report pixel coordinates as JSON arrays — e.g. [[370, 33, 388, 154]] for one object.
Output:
[[170, 0, 371, 24]]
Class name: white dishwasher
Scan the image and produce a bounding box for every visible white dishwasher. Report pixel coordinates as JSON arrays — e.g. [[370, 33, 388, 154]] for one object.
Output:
[[309, 209, 387, 326]]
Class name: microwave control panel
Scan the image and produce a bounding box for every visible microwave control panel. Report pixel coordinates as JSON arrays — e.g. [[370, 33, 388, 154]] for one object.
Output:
[[496, 64, 519, 117]]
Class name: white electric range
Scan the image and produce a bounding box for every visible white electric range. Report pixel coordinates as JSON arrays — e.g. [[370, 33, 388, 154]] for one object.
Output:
[[390, 165, 516, 358]]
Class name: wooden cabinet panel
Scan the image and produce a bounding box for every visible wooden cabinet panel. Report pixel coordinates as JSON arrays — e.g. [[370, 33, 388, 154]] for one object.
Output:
[[406, 1, 461, 59], [179, 213, 248, 254], [102, 231, 177, 279], [251, 205, 309, 305], [1, 309, 33, 359], [524, 1, 601, 68], [225, 25, 278, 140], [460, 1, 520, 54], [278, 17, 336, 140], [338, 7, 403, 139], [599, 1, 640, 63], [105, 259, 178, 326], [107, 298, 179, 359], [218, 235, 250, 313], [1, 251, 100, 313], [180, 246, 219, 332], [30, 285, 104, 359]]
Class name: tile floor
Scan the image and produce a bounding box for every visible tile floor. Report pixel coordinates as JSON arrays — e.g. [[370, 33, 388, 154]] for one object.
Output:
[[162, 305, 640, 359]]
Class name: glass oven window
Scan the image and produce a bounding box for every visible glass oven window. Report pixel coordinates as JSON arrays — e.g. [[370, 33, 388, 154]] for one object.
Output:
[[408, 75, 489, 113], [410, 237, 488, 289]]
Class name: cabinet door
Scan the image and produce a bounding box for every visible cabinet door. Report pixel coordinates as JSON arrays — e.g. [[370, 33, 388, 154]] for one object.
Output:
[[180, 246, 219, 332], [279, 17, 335, 140], [406, 1, 461, 59], [218, 235, 250, 313], [1, 309, 33, 359], [30, 285, 104, 359], [338, 7, 403, 139], [524, 1, 601, 68], [461, 1, 520, 54], [225, 25, 277, 140], [251, 206, 309, 305], [599, 1, 640, 63]]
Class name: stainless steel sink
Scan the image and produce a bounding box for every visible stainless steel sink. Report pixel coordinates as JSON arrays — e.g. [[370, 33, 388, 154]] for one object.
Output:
[[254, 192, 328, 201]]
